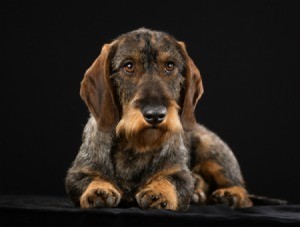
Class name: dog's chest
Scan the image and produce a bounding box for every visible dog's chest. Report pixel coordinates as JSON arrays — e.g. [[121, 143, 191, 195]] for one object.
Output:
[[112, 148, 155, 193]]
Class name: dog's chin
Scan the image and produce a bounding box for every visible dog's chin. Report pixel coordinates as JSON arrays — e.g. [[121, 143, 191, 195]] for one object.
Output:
[[141, 124, 168, 138], [125, 124, 172, 152]]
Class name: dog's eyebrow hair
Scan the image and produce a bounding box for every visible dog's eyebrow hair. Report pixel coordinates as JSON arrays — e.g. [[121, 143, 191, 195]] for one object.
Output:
[[159, 49, 185, 65], [111, 48, 140, 69], [111, 49, 185, 70]]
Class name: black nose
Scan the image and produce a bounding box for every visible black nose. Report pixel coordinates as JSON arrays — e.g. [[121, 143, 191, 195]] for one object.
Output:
[[142, 106, 167, 125]]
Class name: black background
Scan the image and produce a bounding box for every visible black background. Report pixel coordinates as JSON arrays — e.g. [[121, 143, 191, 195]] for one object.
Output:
[[1, 1, 299, 204]]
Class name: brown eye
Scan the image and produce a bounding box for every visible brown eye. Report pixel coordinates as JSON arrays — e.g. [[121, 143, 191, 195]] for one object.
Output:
[[124, 62, 134, 73], [165, 61, 175, 72]]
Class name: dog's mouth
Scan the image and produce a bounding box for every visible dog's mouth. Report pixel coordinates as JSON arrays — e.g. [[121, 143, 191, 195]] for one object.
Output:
[[116, 101, 182, 152], [143, 124, 167, 132]]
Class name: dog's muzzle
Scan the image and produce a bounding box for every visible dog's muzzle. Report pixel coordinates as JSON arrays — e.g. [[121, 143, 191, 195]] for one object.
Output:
[[142, 105, 167, 125]]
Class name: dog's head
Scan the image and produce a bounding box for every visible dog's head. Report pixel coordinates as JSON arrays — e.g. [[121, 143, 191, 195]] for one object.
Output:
[[80, 28, 203, 151]]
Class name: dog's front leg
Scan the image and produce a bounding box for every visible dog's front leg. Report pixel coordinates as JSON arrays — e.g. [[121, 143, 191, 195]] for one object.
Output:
[[66, 165, 122, 209], [79, 176, 121, 208], [136, 177, 178, 210], [65, 117, 122, 208], [135, 168, 194, 211]]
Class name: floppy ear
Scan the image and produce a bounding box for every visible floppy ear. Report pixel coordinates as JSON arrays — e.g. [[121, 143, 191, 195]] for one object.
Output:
[[80, 42, 119, 132], [178, 42, 204, 131]]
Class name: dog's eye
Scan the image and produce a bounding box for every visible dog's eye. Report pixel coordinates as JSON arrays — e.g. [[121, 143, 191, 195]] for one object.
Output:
[[165, 62, 175, 73], [124, 62, 134, 73]]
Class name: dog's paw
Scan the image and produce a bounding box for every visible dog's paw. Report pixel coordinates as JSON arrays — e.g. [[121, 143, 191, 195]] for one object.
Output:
[[191, 189, 207, 204], [136, 188, 178, 210], [210, 186, 253, 208], [80, 181, 121, 208]]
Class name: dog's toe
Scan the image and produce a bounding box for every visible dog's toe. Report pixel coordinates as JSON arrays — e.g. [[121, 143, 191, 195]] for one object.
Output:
[[210, 187, 253, 208], [191, 189, 206, 204], [135, 189, 176, 210], [81, 187, 121, 208]]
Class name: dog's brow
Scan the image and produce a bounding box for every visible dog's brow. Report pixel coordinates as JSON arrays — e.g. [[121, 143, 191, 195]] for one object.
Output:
[[112, 49, 140, 69], [159, 50, 184, 65], [112, 48, 185, 70]]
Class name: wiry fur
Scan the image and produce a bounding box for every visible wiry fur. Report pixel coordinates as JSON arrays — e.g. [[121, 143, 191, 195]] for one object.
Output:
[[65, 28, 253, 211]]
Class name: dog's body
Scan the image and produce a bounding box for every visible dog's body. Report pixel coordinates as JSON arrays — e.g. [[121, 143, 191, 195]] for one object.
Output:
[[65, 28, 253, 211]]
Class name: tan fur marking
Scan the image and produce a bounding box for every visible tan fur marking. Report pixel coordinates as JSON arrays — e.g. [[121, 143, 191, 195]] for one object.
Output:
[[165, 101, 183, 133], [199, 160, 230, 186], [80, 178, 120, 208], [192, 173, 209, 204], [116, 98, 182, 152], [213, 186, 253, 208], [198, 134, 214, 153], [116, 105, 147, 138], [193, 173, 209, 193], [145, 178, 178, 210], [80, 167, 102, 178], [136, 167, 181, 210], [149, 166, 182, 182]]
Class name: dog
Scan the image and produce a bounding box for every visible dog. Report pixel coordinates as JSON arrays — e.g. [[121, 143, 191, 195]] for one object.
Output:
[[65, 28, 253, 211]]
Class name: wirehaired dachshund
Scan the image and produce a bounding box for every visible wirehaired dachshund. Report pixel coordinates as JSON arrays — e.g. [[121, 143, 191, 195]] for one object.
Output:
[[65, 28, 253, 211]]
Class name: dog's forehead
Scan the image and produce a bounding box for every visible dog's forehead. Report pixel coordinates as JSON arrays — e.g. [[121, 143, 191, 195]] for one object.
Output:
[[113, 29, 184, 66], [121, 30, 175, 47]]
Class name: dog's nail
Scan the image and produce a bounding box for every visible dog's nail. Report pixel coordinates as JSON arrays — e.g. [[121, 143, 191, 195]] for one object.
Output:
[[161, 202, 167, 208], [106, 196, 115, 207], [230, 196, 238, 207], [151, 195, 158, 201], [213, 193, 221, 199], [96, 190, 103, 196], [95, 198, 106, 207], [224, 191, 231, 197], [87, 196, 93, 204]]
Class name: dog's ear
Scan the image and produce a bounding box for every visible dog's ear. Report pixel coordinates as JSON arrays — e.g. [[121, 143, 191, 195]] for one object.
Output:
[[80, 41, 119, 132], [178, 41, 204, 131]]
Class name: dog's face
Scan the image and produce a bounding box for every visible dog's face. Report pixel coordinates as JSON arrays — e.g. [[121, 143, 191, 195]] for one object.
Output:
[[80, 28, 203, 151], [111, 30, 185, 105]]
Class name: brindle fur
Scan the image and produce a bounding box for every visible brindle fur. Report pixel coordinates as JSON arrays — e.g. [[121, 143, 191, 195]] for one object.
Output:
[[65, 28, 253, 211]]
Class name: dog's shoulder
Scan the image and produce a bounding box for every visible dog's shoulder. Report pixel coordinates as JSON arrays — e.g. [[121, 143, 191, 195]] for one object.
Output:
[[183, 123, 222, 155]]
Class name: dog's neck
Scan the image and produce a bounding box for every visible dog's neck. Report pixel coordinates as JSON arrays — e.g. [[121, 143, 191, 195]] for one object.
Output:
[[115, 127, 184, 153]]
